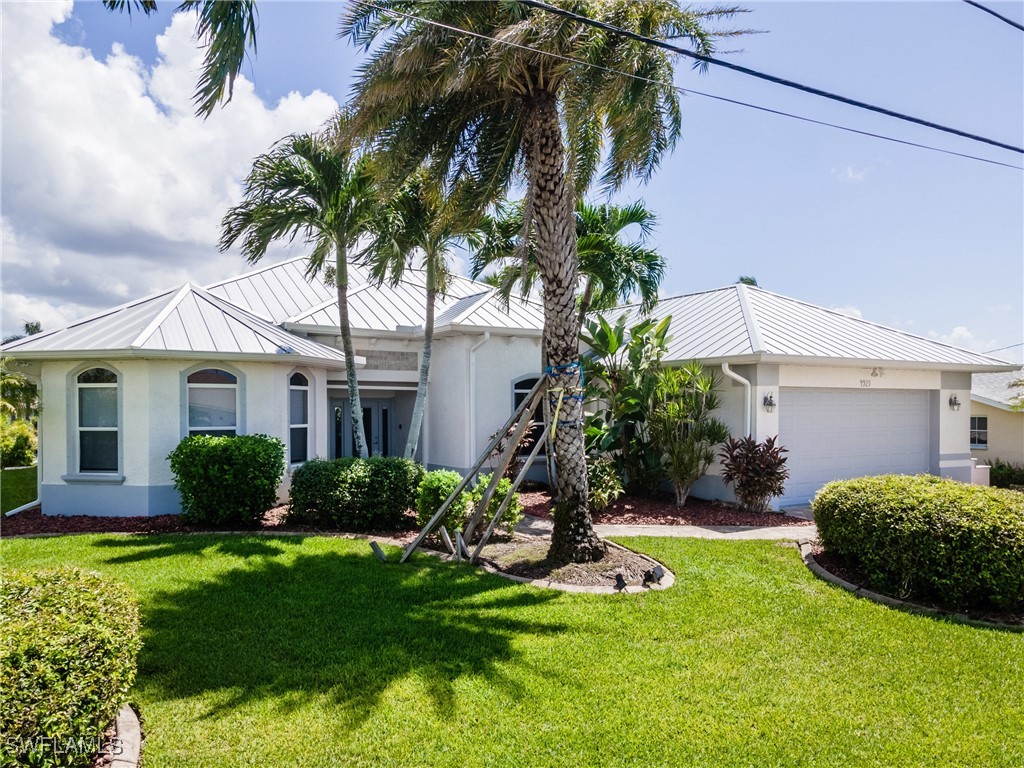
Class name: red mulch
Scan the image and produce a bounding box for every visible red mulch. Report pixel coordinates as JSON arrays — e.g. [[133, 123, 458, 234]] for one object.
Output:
[[1, 505, 419, 543], [520, 491, 814, 527]]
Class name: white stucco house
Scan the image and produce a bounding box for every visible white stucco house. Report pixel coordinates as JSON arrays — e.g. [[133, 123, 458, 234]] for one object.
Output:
[[3, 259, 1015, 515], [970, 369, 1024, 466]]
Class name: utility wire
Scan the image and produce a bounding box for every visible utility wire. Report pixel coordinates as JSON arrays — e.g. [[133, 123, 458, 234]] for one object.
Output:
[[518, 0, 1024, 155], [961, 0, 1024, 32], [983, 342, 1024, 354], [353, 0, 1023, 171]]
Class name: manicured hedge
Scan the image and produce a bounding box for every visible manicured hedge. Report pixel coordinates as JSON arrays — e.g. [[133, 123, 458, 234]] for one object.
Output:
[[813, 474, 1024, 610], [168, 434, 285, 528], [288, 457, 424, 530], [1, 568, 141, 768], [416, 469, 472, 530]]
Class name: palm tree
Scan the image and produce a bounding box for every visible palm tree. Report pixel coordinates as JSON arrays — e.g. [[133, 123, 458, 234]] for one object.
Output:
[[472, 199, 664, 322], [341, 1, 738, 562], [106, 0, 740, 562], [221, 133, 384, 458], [361, 171, 479, 458], [1, 357, 38, 422]]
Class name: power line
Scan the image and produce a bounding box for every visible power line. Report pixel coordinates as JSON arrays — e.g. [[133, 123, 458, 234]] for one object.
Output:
[[983, 342, 1024, 354], [518, 0, 1024, 156], [353, 1, 1022, 171], [962, 0, 1024, 32]]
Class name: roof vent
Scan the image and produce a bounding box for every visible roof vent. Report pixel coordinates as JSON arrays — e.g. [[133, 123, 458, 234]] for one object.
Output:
[[276, 346, 295, 355]]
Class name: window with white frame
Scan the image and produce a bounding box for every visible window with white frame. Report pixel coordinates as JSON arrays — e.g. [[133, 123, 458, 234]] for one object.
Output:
[[76, 367, 119, 472], [970, 416, 988, 449], [187, 369, 238, 436], [289, 372, 310, 464], [512, 376, 545, 456]]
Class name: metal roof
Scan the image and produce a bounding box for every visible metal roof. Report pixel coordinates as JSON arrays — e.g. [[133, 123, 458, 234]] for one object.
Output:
[[972, 369, 1024, 410], [608, 284, 1015, 371], [2, 283, 353, 368]]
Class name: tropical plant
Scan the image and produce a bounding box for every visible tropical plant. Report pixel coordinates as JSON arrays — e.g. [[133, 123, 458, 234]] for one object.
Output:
[[586, 455, 624, 513], [2, 320, 43, 346], [582, 312, 672, 494], [648, 362, 730, 505], [472, 199, 664, 321], [339, 1, 741, 562], [719, 435, 789, 512], [1, 356, 39, 422], [361, 170, 481, 458], [221, 133, 386, 457]]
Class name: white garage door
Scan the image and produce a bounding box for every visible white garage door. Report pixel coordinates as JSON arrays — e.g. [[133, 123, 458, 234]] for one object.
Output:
[[778, 389, 930, 506]]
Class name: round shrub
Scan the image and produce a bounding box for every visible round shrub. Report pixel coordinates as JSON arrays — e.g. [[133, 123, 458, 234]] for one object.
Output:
[[1, 419, 37, 468], [469, 473, 524, 538], [288, 457, 424, 530], [168, 434, 285, 528], [813, 474, 1024, 610], [1, 568, 141, 768], [416, 469, 472, 530]]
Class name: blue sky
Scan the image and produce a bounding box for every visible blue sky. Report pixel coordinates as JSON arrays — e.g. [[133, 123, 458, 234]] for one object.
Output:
[[3, 1, 1022, 362]]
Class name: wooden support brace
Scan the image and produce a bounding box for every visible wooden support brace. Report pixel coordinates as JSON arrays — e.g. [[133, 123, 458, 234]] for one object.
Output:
[[439, 526, 455, 555], [369, 541, 387, 563]]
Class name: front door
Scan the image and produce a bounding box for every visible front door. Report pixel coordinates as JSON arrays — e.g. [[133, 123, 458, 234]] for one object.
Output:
[[330, 398, 394, 458]]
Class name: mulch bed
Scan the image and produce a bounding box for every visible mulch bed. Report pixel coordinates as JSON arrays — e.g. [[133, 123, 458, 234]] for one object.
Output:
[[475, 536, 658, 588], [811, 544, 1023, 628], [520, 490, 814, 527], [1, 505, 420, 544]]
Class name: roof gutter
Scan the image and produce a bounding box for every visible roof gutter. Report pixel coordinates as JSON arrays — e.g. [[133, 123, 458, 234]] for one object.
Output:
[[721, 362, 752, 437]]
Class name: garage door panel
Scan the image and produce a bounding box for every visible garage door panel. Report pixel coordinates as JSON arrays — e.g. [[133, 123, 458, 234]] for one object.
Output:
[[779, 389, 930, 506]]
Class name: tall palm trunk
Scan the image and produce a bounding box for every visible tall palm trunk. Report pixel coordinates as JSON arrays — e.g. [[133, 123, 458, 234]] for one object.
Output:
[[405, 248, 436, 458], [523, 91, 603, 563], [337, 242, 368, 458]]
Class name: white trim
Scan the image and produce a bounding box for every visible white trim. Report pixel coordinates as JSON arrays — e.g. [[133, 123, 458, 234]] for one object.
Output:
[[181, 363, 245, 439], [67, 363, 123, 477]]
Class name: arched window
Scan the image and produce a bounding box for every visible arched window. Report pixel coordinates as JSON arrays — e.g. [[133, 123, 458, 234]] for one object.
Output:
[[289, 372, 310, 464], [512, 376, 545, 456], [187, 368, 238, 436], [76, 367, 119, 473]]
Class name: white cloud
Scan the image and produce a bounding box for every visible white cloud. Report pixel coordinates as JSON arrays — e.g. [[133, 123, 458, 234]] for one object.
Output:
[[927, 325, 1008, 356], [0, 2, 339, 337], [831, 164, 871, 183], [830, 304, 863, 319]]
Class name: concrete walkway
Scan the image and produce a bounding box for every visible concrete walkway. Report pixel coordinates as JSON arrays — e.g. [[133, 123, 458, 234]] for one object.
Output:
[[516, 514, 817, 541]]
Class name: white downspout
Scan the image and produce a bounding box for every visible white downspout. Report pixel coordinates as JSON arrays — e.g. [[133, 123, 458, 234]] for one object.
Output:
[[721, 362, 752, 437], [466, 333, 490, 470]]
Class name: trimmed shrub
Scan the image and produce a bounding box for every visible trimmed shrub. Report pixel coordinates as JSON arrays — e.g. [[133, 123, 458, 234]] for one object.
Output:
[[288, 457, 424, 530], [416, 469, 472, 530], [168, 434, 285, 528], [587, 455, 624, 513], [813, 474, 1024, 610], [1, 419, 37, 468], [719, 435, 789, 512], [1, 568, 141, 768], [469, 473, 524, 538], [989, 458, 1024, 490]]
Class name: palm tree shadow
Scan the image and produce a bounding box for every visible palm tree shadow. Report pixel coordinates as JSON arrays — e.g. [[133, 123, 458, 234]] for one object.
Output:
[[137, 549, 567, 726], [92, 533, 306, 563]]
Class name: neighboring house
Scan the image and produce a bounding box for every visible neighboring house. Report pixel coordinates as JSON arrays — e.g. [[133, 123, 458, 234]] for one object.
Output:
[[3, 257, 543, 516], [608, 284, 1015, 507], [970, 368, 1024, 465], [4, 265, 1014, 516]]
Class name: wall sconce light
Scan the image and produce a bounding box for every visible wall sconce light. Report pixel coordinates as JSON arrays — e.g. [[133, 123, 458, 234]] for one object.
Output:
[[870, 367, 883, 378], [763, 392, 776, 413], [948, 394, 961, 411]]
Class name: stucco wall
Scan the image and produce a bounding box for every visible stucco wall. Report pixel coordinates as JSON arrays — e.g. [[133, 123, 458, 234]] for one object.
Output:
[[38, 357, 330, 516], [970, 401, 1024, 465]]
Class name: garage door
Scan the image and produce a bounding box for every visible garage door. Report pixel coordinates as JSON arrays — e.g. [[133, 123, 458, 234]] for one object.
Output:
[[778, 389, 930, 506]]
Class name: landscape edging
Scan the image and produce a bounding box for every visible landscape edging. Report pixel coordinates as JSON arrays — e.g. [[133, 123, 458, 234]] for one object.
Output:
[[797, 539, 1023, 632]]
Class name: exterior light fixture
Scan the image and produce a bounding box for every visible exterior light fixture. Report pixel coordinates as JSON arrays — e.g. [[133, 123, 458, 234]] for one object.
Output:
[[763, 392, 776, 413], [949, 394, 962, 411]]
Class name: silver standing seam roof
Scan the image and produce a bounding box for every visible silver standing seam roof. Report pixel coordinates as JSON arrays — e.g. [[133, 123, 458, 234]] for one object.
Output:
[[2, 283, 355, 369], [606, 284, 1014, 371], [972, 369, 1024, 410]]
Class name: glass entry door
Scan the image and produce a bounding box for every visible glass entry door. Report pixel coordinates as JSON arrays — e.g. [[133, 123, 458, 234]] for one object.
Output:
[[331, 398, 393, 458]]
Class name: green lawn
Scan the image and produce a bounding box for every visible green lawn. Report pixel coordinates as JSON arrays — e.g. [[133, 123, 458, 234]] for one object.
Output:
[[3, 534, 1022, 767], [1, 465, 36, 514]]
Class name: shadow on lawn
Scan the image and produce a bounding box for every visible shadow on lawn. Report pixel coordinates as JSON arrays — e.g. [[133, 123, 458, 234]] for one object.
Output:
[[92, 533, 307, 563], [135, 547, 566, 725]]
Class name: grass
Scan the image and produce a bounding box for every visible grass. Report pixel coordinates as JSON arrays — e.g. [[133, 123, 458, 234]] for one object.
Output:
[[3, 534, 1023, 767], [1, 465, 36, 514]]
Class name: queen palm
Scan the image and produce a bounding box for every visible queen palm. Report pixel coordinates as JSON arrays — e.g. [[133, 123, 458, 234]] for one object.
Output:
[[472, 199, 665, 323], [342, 0, 738, 562], [361, 171, 480, 458], [221, 133, 382, 458]]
